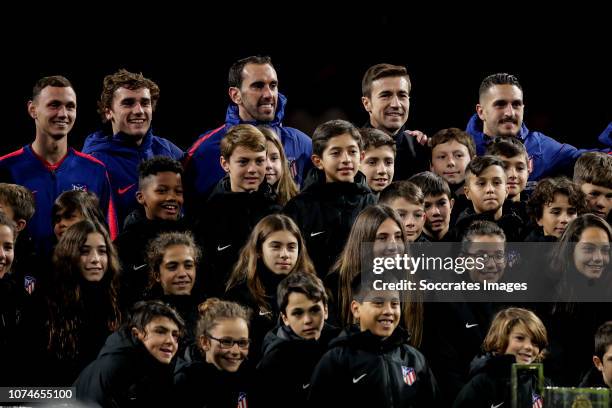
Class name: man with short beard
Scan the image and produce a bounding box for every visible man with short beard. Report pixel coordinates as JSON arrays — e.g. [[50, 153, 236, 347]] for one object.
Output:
[[183, 56, 312, 215], [466, 73, 612, 186]]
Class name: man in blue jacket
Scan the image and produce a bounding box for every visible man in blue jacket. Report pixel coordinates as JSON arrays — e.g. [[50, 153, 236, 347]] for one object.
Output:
[[83, 69, 184, 230], [466, 73, 611, 187], [183, 56, 312, 214], [0, 75, 116, 256]]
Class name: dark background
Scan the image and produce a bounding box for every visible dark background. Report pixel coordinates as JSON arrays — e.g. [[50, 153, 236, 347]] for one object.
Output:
[[2, 15, 610, 155]]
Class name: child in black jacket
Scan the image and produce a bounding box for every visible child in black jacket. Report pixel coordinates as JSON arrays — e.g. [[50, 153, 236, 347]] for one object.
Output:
[[194, 124, 280, 297], [255, 271, 339, 408], [284, 119, 377, 277], [308, 280, 438, 407], [453, 307, 549, 408]]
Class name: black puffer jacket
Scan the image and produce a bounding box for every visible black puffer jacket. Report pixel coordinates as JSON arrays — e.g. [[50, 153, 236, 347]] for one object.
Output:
[[308, 326, 438, 407], [450, 205, 525, 242], [74, 329, 176, 407], [284, 169, 377, 277], [174, 344, 252, 408], [452, 353, 547, 408], [114, 216, 189, 310], [194, 177, 281, 297], [254, 323, 340, 408]]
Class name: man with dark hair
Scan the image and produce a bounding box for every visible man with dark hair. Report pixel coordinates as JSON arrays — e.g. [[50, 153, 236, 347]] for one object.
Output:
[[0, 75, 116, 257], [83, 69, 184, 230], [183, 56, 312, 214], [361, 63, 430, 180], [467, 72, 612, 185]]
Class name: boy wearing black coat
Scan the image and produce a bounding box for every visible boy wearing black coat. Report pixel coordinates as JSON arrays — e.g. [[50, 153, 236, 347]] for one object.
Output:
[[193, 124, 280, 297], [114, 156, 188, 310], [284, 119, 377, 277], [451, 156, 524, 242], [74, 300, 184, 407], [308, 280, 438, 407], [254, 271, 339, 408]]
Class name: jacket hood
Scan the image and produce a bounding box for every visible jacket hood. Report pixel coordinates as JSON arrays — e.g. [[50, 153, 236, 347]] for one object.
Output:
[[301, 168, 372, 195], [83, 128, 156, 154], [468, 353, 517, 378], [98, 329, 147, 359], [225, 93, 288, 127], [208, 175, 276, 201], [330, 325, 410, 351], [466, 113, 530, 144], [598, 122, 612, 146], [261, 323, 339, 356]]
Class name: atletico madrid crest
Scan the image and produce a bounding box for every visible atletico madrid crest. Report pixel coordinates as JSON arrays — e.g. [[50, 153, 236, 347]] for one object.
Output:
[[402, 366, 416, 386], [532, 393, 543, 408], [236, 392, 248, 408]]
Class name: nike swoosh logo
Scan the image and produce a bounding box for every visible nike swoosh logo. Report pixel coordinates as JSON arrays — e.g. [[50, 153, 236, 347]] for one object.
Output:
[[353, 374, 367, 383], [133, 264, 147, 271], [302, 383, 310, 389], [491, 402, 504, 408], [465, 323, 478, 328], [310, 231, 325, 237], [217, 244, 231, 251], [117, 183, 136, 195], [259, 309, 272, 316]]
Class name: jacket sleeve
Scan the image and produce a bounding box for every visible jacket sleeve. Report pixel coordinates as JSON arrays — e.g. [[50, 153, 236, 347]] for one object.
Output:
[[75, 357, 124, 407], [543, 132, 612, 177], [307, 348, 345, 406], [283, 196, 305, 232], [452, 374, 494, 408], [414, 350, 440, 407]]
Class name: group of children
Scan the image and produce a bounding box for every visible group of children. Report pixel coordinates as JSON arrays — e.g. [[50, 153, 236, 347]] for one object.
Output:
[[1, 110, 612, 406]]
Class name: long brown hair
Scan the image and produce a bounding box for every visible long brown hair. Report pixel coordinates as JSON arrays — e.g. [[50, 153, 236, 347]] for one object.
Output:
[[333, 205, 425, 347], [483, 307, 548, 362], [258, 126, 299, 206], [47, 220, 121, 359], [550, 214, 612, 309], [226, 214, 315, 314]]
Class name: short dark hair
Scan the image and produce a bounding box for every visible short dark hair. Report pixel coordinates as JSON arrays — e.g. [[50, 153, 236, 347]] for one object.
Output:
[[527, 177, 586, 222], [138, 156, 183, 188], [379, 181, 424, 207], [462, 220, 506, 246], [479, 73, 522, 99], [277, 271, 328, 315], [595, 321, 612, 359], [312, 119, 362, 157], [0, 183, 35, 222], [52, 190, 108, 230], [359, 128, 396, 153], [32, 75, 72, 100], [574, 152, 612, 189], [228, 55, 273, 88], [362, 63, 411, 98], [429, 128, 476, 160], [97, 69, 160, 122], [465, 155, 505, 179], [126, 300, 185, 336], [409, 171, 451, 199], [485, 136, 529, 163]]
